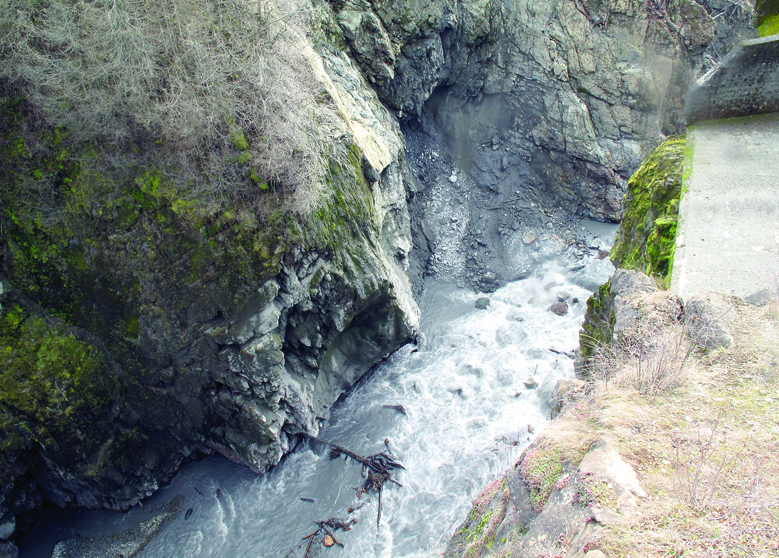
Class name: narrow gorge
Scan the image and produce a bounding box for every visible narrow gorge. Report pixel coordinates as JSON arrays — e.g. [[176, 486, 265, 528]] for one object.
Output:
[[0, 0, 762, 556]]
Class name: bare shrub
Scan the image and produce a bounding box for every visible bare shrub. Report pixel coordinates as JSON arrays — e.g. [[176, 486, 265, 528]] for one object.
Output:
[[593, 325, 691, 396], [671, 412, 779, 556], [671, 410, 742, 512], [590, 292, 692, 397], [0, 0, 331, 216]]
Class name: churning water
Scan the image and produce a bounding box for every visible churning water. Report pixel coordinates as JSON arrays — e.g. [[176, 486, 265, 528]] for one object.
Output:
[[20, 225, 616, 558]]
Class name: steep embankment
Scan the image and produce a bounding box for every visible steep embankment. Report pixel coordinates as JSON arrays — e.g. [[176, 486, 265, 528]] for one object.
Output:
[[444, 282, 779, 558]]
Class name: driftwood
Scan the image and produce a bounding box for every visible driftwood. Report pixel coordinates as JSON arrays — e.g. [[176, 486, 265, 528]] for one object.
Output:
[[308, 436, 404, 527], [549, 348, 575, 359], [286, 437, 405, 556], [288, 517, 356, 558]]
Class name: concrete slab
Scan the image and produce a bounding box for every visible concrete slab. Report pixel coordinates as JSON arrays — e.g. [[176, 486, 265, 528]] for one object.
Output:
[[671, 113, 779, 300]]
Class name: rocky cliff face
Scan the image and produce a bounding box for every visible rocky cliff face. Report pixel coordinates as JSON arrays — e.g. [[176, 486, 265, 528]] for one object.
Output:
[[332, 0, 751, 291], [0, 3, 419, 546]]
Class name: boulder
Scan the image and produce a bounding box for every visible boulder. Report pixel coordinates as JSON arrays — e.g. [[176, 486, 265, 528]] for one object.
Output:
[[683, 293, 736, 349], [549, 302, 569, 316]]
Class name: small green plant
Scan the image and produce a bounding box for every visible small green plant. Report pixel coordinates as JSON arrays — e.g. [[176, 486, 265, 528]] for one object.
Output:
[[519, 445, 564, 512], [572, 472, 618, 508]]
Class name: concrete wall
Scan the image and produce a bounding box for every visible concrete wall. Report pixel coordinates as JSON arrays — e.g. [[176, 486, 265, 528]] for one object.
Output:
[[685, 35, 779, 124]]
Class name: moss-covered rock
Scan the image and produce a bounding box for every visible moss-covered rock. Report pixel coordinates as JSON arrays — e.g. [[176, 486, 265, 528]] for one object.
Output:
[[578, 280, 617, 369], [518, 445, 564, 513], [445, 476, 512, 558], [610, 136, 687, 288], [0, 301, 117, 475], [0, 8, 419, 543], [758, 12, 779, 36], [755, 0, 779, 28], [576, 269, 661, 377]]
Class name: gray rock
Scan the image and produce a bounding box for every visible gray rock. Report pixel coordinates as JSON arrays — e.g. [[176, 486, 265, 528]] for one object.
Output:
[[679, 0, 718, 54], [52, 497, 183, 558], [475, 297, 491, 310], [578, 439, 647, 499], [338, 10, 396, 85], [684, 293, 736, 349], [524, 377, 539, 389], [379, 0, 751, 292], [577, 269, 685, 376], [0, 512, 14, 541], [0, 541, 18, 558], [549, 302, 569, 316], [557, 291, 572, 302], [744, 288, 771, 306], [507, 472, 538, 528]]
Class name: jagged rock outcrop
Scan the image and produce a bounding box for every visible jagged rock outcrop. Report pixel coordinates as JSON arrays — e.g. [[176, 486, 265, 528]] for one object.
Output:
[[0, 3, 419, 548], [329, 0, 750, 291], [443, 435, 647, 558]]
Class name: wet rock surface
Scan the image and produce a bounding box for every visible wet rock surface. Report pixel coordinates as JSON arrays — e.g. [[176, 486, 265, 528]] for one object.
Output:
[[0, 30, 420, 550], [50, 497, 184, 558]]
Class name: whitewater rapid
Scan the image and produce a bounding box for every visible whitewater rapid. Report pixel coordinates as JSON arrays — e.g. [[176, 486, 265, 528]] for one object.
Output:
[[20, 226, 615, 558]]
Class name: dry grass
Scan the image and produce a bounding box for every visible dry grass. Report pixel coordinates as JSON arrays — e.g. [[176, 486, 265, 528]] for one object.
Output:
[[591, 291, 690, 397], [536, 409, 600, 468], [1, 0, 336, 218], [598, 300, 779, 557], [557, 296, 779, 557]]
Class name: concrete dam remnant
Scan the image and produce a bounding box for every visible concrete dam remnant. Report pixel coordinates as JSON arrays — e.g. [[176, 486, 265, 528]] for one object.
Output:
[[672, 35, 779, 301]]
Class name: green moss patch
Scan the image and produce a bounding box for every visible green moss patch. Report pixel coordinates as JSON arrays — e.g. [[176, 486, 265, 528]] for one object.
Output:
[[611, 136, 687, 288], [755, 0, 779, 28], [758, 13, 779, 36], [518, 445, 564, 512], [578, 280, 617, 375], [451, 476, 511, 558], [0, 302, 126, 485]]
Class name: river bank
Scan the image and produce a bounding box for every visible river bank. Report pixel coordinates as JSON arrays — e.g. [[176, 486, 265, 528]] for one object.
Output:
[[443, 278, 779, 558]]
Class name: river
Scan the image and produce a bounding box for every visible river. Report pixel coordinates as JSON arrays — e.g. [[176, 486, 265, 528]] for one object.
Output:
[[19, 222, 616, 558]]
